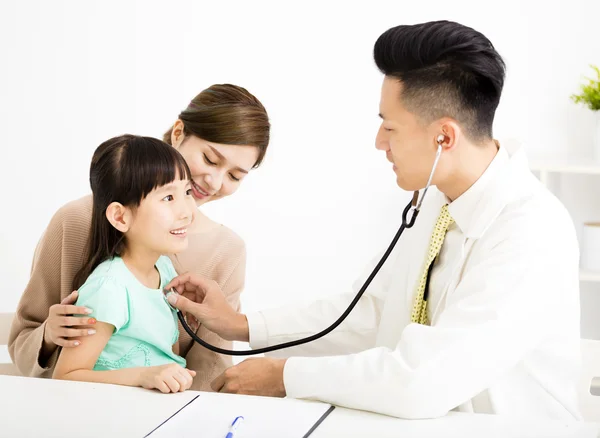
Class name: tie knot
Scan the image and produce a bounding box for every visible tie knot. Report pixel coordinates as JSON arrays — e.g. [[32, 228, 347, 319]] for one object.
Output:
[[410, 203, 454, 326], [438, 204, 454, 229]]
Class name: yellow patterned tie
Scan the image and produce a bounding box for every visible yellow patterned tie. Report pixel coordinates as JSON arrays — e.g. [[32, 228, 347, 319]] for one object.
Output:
[[411, 204, 454, 325]]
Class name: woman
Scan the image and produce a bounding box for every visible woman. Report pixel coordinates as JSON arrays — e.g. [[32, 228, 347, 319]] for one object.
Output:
[[8, 84, 270, 391]]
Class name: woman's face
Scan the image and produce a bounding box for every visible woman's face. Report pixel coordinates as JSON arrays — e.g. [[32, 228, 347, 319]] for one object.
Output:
[[172, 122, 260, 207]]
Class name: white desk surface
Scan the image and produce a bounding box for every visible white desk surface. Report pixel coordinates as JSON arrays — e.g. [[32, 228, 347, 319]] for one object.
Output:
[[314, 406, 600, 438], [1, 375, 599, 438], [0, 375, 196, 438]]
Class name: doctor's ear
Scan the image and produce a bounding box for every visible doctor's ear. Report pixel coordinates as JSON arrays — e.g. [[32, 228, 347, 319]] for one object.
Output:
[[106, 202, 132, 233], [435, 122, 459, 150]]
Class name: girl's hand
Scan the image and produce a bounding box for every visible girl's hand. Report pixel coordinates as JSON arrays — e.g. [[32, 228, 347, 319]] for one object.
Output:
[[139, 364, 196, 393]]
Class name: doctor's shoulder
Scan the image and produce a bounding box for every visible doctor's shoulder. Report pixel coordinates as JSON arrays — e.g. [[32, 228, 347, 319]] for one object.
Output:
[[520, 186, 576, 236], [485, 189, 577, 255]]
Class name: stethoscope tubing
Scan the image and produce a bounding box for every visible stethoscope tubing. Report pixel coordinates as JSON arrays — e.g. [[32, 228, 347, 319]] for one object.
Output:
[[176, 144, 443, 355]]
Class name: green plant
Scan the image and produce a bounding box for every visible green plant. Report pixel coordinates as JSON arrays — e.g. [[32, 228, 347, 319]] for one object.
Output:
[[571, 65, 600, 111]]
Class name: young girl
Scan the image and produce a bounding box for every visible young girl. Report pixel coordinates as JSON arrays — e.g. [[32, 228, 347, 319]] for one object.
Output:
[[10, 84, 270, 391], [53, 134, 198, 393]]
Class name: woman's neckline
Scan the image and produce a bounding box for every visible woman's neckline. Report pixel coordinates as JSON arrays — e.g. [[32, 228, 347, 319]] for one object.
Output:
[[188, 209, 223, 236]]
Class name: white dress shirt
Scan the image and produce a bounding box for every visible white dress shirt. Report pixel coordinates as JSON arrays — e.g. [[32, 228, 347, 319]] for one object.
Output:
[[246, 141, 582, 420], [427, 145, 509, 324]]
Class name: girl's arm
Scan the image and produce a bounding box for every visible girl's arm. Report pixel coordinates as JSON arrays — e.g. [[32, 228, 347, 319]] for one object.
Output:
[[53, 322, 195, 392], [53, 322, 143, 387]]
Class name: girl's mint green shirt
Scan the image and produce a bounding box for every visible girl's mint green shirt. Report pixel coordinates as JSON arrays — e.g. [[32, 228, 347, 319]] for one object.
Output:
[[75, 256, 185, 371]]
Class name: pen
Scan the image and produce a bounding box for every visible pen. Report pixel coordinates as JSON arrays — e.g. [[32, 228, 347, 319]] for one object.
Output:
[[225, 415, 244, 438]]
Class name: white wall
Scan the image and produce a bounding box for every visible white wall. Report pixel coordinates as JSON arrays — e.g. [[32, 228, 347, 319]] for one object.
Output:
[[1, 0, 599, 337]]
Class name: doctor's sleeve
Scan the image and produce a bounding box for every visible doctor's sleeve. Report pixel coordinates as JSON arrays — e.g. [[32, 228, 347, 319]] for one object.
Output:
[[246, 251, 395, 358], [280, 225, 578, 418]]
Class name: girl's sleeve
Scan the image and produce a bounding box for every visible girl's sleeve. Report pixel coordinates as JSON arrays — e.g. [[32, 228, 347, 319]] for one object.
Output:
[[76, 277, 129, 332]]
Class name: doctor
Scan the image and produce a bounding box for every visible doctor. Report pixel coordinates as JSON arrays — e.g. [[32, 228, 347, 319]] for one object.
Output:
[[165, 20, 582, 420]]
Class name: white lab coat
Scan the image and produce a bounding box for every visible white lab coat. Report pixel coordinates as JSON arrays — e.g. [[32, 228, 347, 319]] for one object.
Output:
[[247, 142, 582, 420]]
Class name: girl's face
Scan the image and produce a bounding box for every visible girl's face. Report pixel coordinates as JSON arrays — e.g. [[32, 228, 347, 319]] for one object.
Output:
[[171, 121, 260, 207], [125, 178, 196, 256]]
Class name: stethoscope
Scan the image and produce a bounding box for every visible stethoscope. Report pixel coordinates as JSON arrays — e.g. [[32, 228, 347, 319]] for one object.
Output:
[[171, 136, 445, 356]]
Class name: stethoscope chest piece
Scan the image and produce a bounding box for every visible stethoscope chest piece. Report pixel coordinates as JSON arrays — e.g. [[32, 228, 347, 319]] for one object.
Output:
[[164, 289, 178, 311]]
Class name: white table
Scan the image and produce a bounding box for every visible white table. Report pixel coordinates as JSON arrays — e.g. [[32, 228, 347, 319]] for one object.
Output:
[[0, 375, 196, 437], [314, 407, 600, 438], [1, 375, 599, 438]]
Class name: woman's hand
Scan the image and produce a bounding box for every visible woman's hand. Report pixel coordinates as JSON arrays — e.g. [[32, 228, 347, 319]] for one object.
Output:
[[139, 364, 196, 393], [164, 273, 249, 342], [43, 291, 96, 349]]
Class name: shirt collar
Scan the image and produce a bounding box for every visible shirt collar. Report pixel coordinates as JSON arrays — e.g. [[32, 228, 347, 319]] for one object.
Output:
[[447, 143, 509, 237]]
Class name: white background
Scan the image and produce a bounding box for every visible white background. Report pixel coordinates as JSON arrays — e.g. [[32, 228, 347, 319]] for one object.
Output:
[[1, 0, 600, 339]]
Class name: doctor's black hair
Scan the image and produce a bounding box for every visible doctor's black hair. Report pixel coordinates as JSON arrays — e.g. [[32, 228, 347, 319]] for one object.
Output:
[[72, 134, 192, 290], [373, 20, 506, 142]]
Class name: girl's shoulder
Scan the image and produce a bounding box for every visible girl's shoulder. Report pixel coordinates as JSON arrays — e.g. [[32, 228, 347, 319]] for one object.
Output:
[[76, 259, 130, 331], [81, 257, 128, 290]]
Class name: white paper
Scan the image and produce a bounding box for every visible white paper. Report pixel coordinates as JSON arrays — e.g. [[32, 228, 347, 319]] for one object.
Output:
[[146, 392, 333, 438]]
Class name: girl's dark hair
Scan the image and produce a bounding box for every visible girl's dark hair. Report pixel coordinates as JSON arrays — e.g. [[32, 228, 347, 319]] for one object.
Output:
[[73, 134, 192, 290], [163, 84, 270, 168]]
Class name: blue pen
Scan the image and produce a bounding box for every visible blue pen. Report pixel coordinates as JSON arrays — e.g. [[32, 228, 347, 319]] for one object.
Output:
[[225, 416, 244, 438]]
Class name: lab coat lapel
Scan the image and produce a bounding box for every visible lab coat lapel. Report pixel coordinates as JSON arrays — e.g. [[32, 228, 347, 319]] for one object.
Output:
[[428, 145, 532, 322], [403, 189, 449, 309], [375, 189, 446, 349]]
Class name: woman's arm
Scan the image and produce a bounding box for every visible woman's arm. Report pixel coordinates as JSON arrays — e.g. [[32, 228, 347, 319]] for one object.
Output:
[[8, 198, 95, 377], [53, 322, 195, 392]]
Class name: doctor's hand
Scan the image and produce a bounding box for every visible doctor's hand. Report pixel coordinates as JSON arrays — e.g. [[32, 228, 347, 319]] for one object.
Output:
[[211, 358, 287, 397], [164, 273, 249, 342]]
